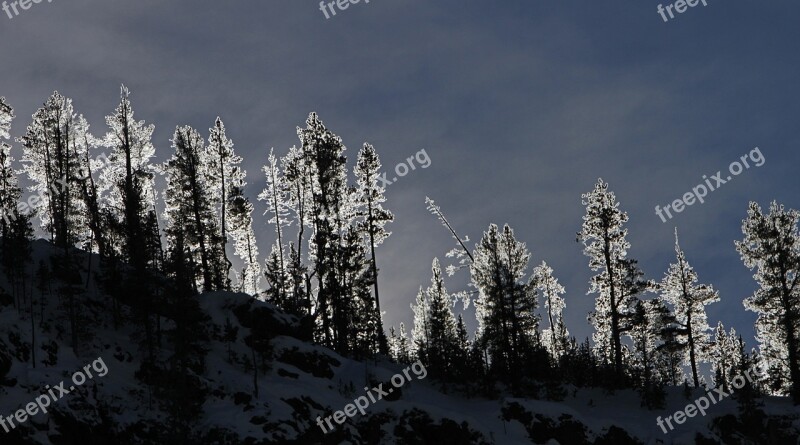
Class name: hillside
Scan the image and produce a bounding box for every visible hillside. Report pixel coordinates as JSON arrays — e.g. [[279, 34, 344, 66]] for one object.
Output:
[[0, 240, 798, 445]]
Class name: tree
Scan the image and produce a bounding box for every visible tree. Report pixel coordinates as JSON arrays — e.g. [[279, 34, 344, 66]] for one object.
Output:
[[628, 298, 671, 387], [578, 179, 647, 378], [736, 201, 800, 403], [710, 322, 742, 393], [19, 92, 85, 250], [532, 261, 569, 360], [0, 96, 17, 241], [206, 117, 241, 287], [659, 229, 719, 388], [426, 197, 473, 276], [258, 149, 289, 302], [389, 323, 412, 364], [355, 143, 394, 354], [471, 223, 538, 391], [163, 126, 226, 292], [411, 259, 459, 377], [227, 171, 261, 295], [100, 85, 158, 269], [0, 98, 34, 307]]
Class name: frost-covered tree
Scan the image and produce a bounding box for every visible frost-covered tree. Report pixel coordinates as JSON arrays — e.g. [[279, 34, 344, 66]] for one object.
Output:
[[73, 115, 108, 256], [0, 97, 33, 302], [578, 179, 648, 377], [0, 97, 18, 240], [710, 322, 743, 393], [472, 223, 538, 389], [19, 92, 86, 249], [100, 86, 159, 268], [206, 117, 241, 285], [259, 149, 290, 303], [659, 229, 719, 388], [389, 323, 412, 364], [355, 143, 394, 353], [295, 113, 378, 354], [163, 126, 226, 292], [628, 298, 671, 387], [532, 261, 569, 359], [426, 197, 473, 277], [280, 145, 314, 316], [411, 259, 459, 377], [227, 171, 260, 295], [736, 201, 800, 403]]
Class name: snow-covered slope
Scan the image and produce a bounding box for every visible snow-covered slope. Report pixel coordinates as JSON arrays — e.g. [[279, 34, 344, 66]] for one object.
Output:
[[1, 240, 799, 444]]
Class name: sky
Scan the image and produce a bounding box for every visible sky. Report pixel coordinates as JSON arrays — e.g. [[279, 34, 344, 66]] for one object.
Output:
[[1, 0, 799, 353]]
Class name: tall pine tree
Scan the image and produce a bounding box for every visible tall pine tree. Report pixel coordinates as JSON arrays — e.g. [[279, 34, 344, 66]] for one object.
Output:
[[736, 201, 800, 403], [659, 229, 719, 388]]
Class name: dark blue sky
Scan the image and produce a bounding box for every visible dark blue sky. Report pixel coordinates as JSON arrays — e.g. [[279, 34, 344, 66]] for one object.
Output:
[[1, 0, 799, 350]]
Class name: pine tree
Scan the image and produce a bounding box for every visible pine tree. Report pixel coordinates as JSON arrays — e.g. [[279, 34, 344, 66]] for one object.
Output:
[[281, 145, 313, 316], [100, 85, 158, 269], [411, 259, 459, 377], [163, 126, 226, 292], [355, 143, 394, 354], [206, 117, 241, 287], [532, 261, 569, 360], [227, 171, 261, 295], [736, 201, 800, 403], [710, 322, 741, 393], [19, 92, 85, 250], [258, 149, 289, 301], [628, 298, 671, 387], [294, 113, 377, 355], [74, 115, 108, 256], [264, 242, 293, 309], [0, 96, 17, 241], [391, 322, 411, 364], [659, 229, 719, 387], [453, 314, 471, 380], [471, 223, 539, 390], [0, 98, 33, 305], [578, 179, 648, 378]]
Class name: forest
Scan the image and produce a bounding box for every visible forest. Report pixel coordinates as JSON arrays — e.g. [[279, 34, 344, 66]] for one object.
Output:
[[1, 88, 799, 442]]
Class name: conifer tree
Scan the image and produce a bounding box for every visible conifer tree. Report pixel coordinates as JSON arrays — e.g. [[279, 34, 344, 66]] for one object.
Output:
[[206, 117, 241, 286], [389, 323, 412, 364], [411, 259, 459, 377], [578, 179, 647, 378], [532, 261, 569, 360], [164, 126, 226, 291], [74, 115, 108, 256], [736, 201, 800, 403], [0, 97, 33, 304], [628, 298, 671, 387], [259, 149, 289, 302], [0, 97, 18, 242], [659, 229, 719, 387], [100, 86, 158, 268], [471, 223, 538, 390], [227, 171, 261, 295], [20, 92, 85, 249], [355, 143, 394, 354], [710, 322, 741, 393]]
